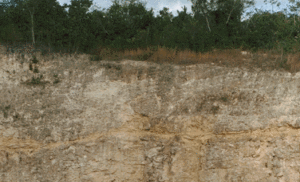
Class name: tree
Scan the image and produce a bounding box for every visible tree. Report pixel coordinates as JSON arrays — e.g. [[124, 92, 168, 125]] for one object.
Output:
[[288, 0, 300, 35], [87, 9, 109, 53], [190, 0, 214, 32], [264, 0, 280, 13], [66, 0, 93, 53], [189, 0, 254, 32], [244, 10, 288, 50], [3, 0, 69, 52], [103, 0, 155, 50], [11, 0, 36, 45], [189, 0, 254, 48], [154, 7, 174, 47], [172, 6, 196, 50]]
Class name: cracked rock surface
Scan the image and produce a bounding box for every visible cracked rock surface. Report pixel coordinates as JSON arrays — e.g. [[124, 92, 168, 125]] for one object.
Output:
[[1, 52, 300, 181]]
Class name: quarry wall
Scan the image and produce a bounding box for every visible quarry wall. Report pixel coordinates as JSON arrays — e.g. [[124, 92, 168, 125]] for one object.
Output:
[[1, 52, 300, 181]]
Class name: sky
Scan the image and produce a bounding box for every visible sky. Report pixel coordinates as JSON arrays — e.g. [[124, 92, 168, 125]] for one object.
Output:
[[0, 0, 293, 19], [54, 0, 293, 19]]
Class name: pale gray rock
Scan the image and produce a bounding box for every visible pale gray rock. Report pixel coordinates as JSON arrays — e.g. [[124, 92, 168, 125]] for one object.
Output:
[[1, 51, 300, 181]]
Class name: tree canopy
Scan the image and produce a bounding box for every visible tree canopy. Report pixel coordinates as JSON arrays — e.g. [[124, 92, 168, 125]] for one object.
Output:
[[0, 0, 300, 54]]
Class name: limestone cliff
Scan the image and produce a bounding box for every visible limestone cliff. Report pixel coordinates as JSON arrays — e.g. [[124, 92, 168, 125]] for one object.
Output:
[[1, 52, 300, 182]]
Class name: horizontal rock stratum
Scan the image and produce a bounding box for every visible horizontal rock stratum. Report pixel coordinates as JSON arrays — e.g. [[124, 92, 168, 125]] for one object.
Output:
[[1, 52, 300, 181]]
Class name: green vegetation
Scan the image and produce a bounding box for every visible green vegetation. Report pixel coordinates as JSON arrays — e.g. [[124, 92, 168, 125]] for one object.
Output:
[[101, 63, 122, 70], [30, 75, 43, 84], [90, 55, 101, 61], [211, 106, 220, 114], [220, 96, 228, 102], [0, 0, 300, 70], [29, 63, 33, 71], [33, 66, 39, 73], [32, 55, 38, 63], [53, 79, 60, 84], [53, 74, 60, 84]]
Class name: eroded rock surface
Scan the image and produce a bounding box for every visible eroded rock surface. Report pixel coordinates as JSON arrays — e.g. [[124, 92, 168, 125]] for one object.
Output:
[[1, 52, 300, 181]]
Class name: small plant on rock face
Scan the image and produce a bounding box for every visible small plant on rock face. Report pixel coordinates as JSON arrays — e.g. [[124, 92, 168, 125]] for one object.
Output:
[[102, 63, 112, 69], [30, 75, 43, 85], [53, 79, 60, 84], [115, 65, 121, 70], [221, 96, 228, 102], [33, 67, 39, 73], [2, 105, 10, 118], [53, 74, 60, 84], [29, 63, 33, 71], [141, 113, 148, 117], [3, 111, 8, 118], [211, 106, 220, 114], [32, 55, 38, 63], [31, 76, 40, 84]]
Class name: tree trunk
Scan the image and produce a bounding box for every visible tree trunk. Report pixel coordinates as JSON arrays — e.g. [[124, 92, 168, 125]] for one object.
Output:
[[226, 0, 237, 25], [146, 26, 149, 47], [205, 16, 211, 32], [98, 18, 109, 35], [29, 9, 35, 46], [197, 4, 211, 32]]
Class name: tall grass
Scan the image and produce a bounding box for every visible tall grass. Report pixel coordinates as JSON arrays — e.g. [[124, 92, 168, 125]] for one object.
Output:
[[89, 44, 300, 72], [2, 42, 299, 73]]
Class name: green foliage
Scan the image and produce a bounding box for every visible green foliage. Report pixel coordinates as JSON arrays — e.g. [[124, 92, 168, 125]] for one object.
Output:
[[278, 58, 290, 70], [211, 105, 220, 114], [90, 55, 101, 61], [245, 11, 279, 49], [33, 66, 39, 73], [53, 79, 60, 84], [101, 63, 122, 70], [30, 75, 43, 84], [149, 46, 158, 52], [0, 104, 11, 118], [138, 52, 153, 61], [0, 23, 23, 42], [1, 0, 300, 59], [67, 0, 93, 52], [41, 49, 48, 56], [32, 55, 38, 63], [53, 74, 60, 84], [220, 96, 228, 102]]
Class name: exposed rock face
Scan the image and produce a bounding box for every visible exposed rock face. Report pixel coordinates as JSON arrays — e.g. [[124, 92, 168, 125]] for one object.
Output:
[[1, 53, 300, 181]]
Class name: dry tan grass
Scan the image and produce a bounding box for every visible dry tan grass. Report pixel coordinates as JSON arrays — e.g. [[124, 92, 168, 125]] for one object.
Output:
[[287, 53, 300, 72], [100, 46, 297, 72], [2, 43, 300, 73], [97, 46, 257, 68]]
